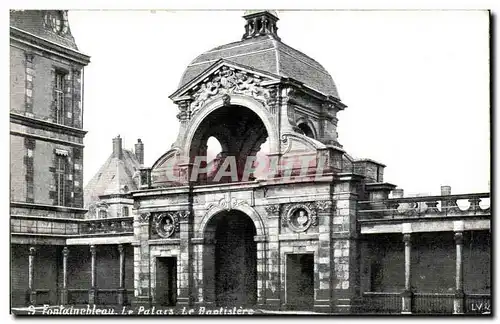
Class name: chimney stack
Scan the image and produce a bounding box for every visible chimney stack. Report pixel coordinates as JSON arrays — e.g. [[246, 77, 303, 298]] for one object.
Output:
[[112, 135, 123, 159], [135, 138, 144, 165], [392, 188, 404, 198], [441, 185, 451, 196]]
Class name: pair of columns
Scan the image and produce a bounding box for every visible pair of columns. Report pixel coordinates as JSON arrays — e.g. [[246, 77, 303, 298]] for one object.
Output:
[[28, 244, 126, 306], [401, 232, 464, 314]]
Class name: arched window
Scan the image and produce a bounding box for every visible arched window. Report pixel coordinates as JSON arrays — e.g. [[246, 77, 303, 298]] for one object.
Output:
[[98, 210, 107, 219], [297, 123, 315, 139], [122, 206, 129, 217]]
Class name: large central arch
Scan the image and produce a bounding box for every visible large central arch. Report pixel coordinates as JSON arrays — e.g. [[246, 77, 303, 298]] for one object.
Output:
[[186, 96, 274, 184]]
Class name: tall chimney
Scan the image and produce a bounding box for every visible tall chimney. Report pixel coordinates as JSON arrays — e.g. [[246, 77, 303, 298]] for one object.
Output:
[[135, 138, 144, 165], [392, 188, 404, 198], [112, 135, 123, 159], [441, 185, 451, 196]]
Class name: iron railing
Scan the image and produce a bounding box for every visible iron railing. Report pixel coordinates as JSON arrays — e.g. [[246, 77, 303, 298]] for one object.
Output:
[[413, 293, 454, 314], [363, 292, 491, 314], [363, 292, 401, 313]]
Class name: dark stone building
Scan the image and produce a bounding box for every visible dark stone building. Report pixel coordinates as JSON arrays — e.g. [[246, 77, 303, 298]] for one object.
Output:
[[10, 10, 491, 315]]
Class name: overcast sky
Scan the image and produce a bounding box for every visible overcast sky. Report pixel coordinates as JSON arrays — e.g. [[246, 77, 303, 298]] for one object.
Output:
[[67, 10, 490, 196]]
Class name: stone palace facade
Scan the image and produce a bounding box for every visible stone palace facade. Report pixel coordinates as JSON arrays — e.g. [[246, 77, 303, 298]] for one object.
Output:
[[10, 10, 491, 314]]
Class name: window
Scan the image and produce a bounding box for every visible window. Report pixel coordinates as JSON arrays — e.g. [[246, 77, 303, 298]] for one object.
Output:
[[55, 155, 66, 206], [54, 70, 65, 124], [99, 210, 107, 219], [122, 206, 129, 217]]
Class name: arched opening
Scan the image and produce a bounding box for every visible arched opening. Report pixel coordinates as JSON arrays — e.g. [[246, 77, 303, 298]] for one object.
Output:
[[297, 122, 315, 139], [203, 210, 257, 306], [189, 105, 268, 184]]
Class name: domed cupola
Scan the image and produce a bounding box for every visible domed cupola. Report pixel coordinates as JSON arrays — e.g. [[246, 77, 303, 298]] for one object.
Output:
[[152, 11, 347, 187], [175, 10, 341, 100]]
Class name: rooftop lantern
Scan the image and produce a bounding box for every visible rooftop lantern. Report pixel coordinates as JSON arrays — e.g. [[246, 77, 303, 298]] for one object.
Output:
[[242, 10, 280, 40]]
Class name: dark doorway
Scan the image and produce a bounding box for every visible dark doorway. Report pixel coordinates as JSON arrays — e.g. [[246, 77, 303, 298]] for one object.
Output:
[[210, 211, 257, 306], [155, 257, 177, 306], [286, 253, 314, 309]]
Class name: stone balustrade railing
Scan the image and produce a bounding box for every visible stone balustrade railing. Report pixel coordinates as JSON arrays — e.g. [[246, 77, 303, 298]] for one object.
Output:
[[11, 216, 134, 236], [358, 193, 490, 220], [78, 217, 134, 235]]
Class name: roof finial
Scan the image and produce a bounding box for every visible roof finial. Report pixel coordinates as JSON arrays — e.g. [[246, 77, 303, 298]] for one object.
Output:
[[242, 10, 280, 41]]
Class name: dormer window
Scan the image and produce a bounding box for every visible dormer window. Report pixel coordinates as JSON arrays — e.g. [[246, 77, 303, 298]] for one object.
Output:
[[98, 210, 107, 219]]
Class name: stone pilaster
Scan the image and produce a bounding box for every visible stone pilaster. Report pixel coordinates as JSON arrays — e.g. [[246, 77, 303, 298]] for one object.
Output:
[[255, 236, 268, 306], [25, 53, 35, 116], [177, 210, 193, 306], [314, 200, 334, 313], [60, 246, 69, 305], [263, 204, 280, 309], [133, 212, 152, 307], [71, 68, 83, 128], [331, 179, 362, 313]]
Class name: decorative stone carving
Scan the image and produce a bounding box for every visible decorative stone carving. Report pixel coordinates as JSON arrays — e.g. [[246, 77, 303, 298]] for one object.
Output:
[[315, 200, 333, 212], [25, 53, 35, 63], [176, 100, 190, 121], [174, 210, 190, 220], [153, 212, 180, 238], [264, 204, 280, 215], [190, 66, 271, 114], [282, 203, 318, 231], [206, 197, 250, 211], [138, 212, 151, 223]]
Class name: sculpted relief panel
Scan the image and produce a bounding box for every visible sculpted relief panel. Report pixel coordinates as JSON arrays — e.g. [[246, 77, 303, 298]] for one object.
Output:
[[189, 66, 273, 114]]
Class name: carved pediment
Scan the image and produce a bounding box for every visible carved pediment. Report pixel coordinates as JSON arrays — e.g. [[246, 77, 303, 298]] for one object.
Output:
[[171, 60, 279, 116]]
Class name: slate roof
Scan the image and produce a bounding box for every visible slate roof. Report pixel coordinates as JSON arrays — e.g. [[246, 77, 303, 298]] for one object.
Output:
[[83, 149, 141, 208], [179, 35, 340, 99], [10, 10, 79, 50]]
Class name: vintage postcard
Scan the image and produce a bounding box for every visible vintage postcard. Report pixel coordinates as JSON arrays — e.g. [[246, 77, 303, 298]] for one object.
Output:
[[9, 9, 491, 316]]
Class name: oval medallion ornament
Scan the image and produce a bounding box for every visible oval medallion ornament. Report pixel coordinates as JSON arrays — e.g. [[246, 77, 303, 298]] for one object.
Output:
[[154, 213, 177, 238], [285, 204, 316, 232]]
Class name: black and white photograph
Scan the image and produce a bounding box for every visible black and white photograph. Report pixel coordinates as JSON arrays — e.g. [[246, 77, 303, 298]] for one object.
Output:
[[7, 5, 491, 317]]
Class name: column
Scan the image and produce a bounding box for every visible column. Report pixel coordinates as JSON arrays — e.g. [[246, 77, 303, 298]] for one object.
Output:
[[453, 232, 464, 314], [401, 234, 412, 314], [117, 244, 125, 305], [60, 247, 69, 304], [89, 245, 96, 305], [28, 246, 36, 306]]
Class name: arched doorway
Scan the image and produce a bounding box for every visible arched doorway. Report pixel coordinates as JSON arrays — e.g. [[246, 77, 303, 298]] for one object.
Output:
[[203, 210, 257, 306]]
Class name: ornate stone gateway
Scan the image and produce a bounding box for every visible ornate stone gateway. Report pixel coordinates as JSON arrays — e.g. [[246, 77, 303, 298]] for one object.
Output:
[[131, 10, 388, 313]]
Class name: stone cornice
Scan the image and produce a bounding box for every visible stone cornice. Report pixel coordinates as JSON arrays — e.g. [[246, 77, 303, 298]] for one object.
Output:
[[10, 112, 87, 138], [10, 130, 85, 148], [10, 201, 87, 213], [10, 27, 91, 65]]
